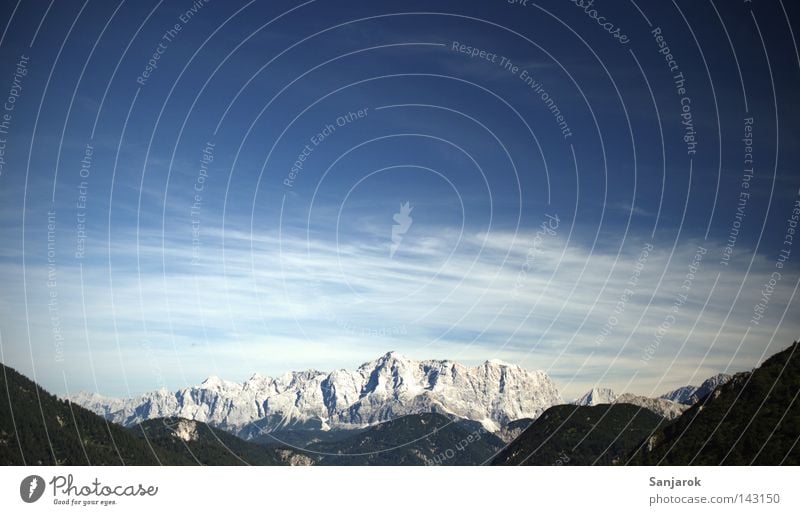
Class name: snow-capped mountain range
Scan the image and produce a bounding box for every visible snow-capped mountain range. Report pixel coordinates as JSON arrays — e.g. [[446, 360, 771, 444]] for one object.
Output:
[[570, 373, 733, 420], [659, 373, 732, 405], [570, 387, 686, 419], [70, 352, 563, 436]]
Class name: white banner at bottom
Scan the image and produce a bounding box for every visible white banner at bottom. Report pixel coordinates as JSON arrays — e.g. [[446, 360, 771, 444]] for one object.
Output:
[[0, 466, 796, 514]]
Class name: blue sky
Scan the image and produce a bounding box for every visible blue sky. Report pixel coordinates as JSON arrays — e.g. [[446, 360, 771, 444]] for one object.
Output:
[[0, 0, 799, 400]]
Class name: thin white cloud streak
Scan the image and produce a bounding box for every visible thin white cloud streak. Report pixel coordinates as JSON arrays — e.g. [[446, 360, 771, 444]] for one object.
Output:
[[0, 222, 798, 400]]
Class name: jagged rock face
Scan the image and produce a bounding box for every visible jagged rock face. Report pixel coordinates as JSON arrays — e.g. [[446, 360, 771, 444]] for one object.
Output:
[[660, 374, 733, 405], [70, 352, 562, 437], [571, 388, 686, 420], [172, 419, 200, 442], [613, 394, 687, 420], [275, 450, 314, 466], [496, 418, 534, 443]]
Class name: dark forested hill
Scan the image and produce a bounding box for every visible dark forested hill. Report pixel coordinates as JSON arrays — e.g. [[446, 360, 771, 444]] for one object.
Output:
[[0, 363, 309, 465], [132, 418, 311, 465], [0, 363, 190, 465], [492, 403, 665, 465], [628, 341, 800, 465], [306, 412, 503, 465]]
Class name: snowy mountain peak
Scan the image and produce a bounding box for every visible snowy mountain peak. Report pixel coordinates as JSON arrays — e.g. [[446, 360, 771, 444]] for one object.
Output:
[[71, 352, 563, 438], [572, 387, 617, 406], [361, 350, 410, 369], [199, 375, 239, 391], [700, 373, 732, 391], [660, 373, 732, 405], [200, 375, 222, 386]]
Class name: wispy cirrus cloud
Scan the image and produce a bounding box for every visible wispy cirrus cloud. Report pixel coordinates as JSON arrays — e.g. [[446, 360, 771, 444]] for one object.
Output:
[[1, 217, 797, 401]]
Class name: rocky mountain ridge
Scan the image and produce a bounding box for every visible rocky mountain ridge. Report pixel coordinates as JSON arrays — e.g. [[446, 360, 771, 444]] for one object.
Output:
[[71, 351, 563, 436]]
